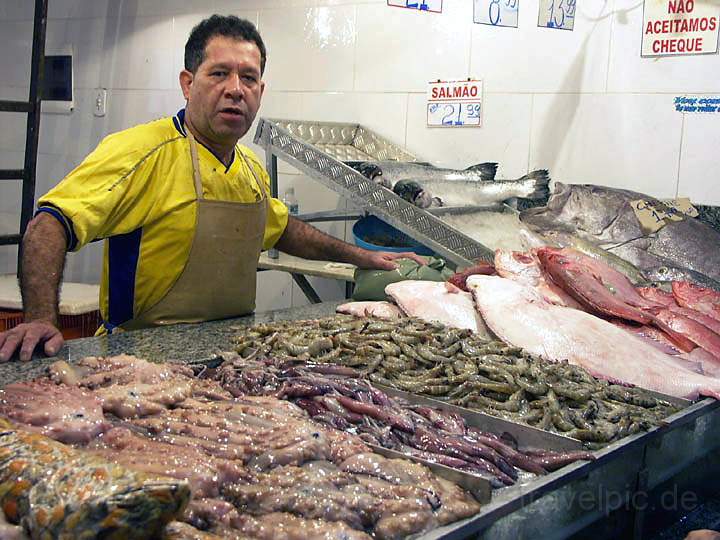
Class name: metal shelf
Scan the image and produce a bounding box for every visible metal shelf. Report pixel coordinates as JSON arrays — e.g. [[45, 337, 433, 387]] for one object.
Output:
[[254, 118, 495, 266]]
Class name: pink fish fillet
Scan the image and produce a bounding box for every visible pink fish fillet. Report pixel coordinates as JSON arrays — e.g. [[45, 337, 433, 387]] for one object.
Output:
[[672, 281, 720, 322], [652, 309, 720, 366], [384, 280, 492, 338], [637, 287, 678, 307], [535, 248, 696, 352], [494, 249, 582, 309], [336, 301, 404, 320], [466, 275, 720, 400], [554, 248, 663, 310], [535, 248, 654, 324]]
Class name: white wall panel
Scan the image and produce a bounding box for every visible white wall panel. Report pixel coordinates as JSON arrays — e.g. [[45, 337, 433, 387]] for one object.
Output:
[[259, 6, 357, 92], [470, 1, 613, 93], [355, 2, 472, 92], [530, 93, 682, 198], [678, 114, 720, 205]]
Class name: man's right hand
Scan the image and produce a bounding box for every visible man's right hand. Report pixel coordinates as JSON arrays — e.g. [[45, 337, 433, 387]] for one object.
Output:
[[0, 321, 64, 362]]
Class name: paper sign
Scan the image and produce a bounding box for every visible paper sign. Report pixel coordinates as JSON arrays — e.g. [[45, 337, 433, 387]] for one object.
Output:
[[675, 96, 720, 113], [427, 80, 483, 128], [387, 0, 442, 13], [474, 0, 519, 28], [538, 0, 576, 30], [642, 0, 720, 57], [631, 198, 699, 233]]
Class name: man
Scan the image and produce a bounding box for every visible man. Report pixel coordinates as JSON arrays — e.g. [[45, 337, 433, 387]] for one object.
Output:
[[0, 15, 423, 362]]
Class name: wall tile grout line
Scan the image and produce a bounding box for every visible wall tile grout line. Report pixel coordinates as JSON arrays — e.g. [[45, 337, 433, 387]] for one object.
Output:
[[675, 113, 685, 199]]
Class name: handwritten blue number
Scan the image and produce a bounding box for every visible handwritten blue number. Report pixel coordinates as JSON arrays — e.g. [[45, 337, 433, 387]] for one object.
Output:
[[441, 105, 455, 125], [489, 0, 501, 25]]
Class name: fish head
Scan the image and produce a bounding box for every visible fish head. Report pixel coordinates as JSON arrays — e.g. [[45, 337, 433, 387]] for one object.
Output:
[[521, 183, 638, 240], [393, 179, 432, 208]]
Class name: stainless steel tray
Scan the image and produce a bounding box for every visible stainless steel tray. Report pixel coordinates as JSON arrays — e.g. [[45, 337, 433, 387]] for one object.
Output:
[[254, 118, 494, 265]]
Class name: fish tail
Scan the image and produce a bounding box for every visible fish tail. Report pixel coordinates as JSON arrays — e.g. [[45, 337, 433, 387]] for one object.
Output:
[[516, 169, 551, 200], [464, 162, 498, 180]]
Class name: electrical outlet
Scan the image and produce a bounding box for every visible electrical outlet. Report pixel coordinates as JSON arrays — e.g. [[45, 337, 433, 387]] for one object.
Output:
[[93, 88, 107, 117]]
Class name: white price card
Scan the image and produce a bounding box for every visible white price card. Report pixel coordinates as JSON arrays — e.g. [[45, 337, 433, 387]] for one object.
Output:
[[427, 80, 483, 128], [538, 0, 576, 30], [641, 0, 719, 57], [474, 0, 519, 28], [387, 0, 442, 13]]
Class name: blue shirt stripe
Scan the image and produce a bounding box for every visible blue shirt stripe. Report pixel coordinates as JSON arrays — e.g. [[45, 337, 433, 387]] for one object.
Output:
[[35, 205, 78, 250], [107, 228, 143, 327]]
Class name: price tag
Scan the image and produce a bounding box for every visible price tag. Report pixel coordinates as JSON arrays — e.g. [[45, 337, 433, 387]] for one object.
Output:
[[387, 0, 442, 13], [538, 0, 576, 30], [427, 80, 483, 128], [474, 0, 519, 28], [631, 198, 698, 234]]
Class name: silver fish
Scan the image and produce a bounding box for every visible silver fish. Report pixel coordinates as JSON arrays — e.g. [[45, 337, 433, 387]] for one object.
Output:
[[392, 170, 551, 209], [642, 265, 720, 291], [520, 182, 720, 290], [348, 160, 498, 189]]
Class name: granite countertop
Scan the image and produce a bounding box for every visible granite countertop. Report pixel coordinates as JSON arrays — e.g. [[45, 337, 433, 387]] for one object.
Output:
[[0, 301, 342, 385]]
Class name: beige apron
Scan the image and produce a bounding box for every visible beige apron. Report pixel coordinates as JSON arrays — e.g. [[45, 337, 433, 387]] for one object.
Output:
[[122, 129, 267, 330]]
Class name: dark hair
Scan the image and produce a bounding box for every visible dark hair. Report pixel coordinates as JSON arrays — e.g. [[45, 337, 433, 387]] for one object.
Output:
[[184, 15, 267, 75]]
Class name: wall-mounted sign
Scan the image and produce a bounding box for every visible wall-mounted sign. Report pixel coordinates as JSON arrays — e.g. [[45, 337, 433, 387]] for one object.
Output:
[[675, 96, 720, 113], [538, 0, 576, 30], [387, 0, 442, 13], [642, 0, 719, 57], [474, 0, 519, 28], [427, 79, 483, 128]]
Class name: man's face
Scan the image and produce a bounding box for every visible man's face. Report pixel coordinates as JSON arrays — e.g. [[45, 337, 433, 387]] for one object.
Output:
[[180, 36, 265, 146]]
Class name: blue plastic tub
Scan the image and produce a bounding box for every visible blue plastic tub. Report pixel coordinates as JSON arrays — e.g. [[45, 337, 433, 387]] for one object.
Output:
[[352, 215, 434, 256]]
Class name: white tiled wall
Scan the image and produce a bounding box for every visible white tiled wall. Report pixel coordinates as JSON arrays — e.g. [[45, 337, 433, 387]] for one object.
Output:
[[1, 0, 719, 312]]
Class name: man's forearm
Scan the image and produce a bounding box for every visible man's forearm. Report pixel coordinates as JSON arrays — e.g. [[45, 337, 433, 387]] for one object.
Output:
[[19, 214, 68, 325], [275, 216, 367, 265]]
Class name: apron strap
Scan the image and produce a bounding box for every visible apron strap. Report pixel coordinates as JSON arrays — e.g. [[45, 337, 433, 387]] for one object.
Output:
[[186, 129, 205, 201], [238, 149, 267, 202], [187, 128, 267, 204]]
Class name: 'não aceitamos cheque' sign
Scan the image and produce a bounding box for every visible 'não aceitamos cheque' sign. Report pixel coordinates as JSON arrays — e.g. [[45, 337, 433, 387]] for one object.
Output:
[[642, 0, 719, 57]]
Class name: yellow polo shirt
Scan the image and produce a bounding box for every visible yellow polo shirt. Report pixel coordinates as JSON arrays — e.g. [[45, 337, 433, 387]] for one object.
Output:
[[37, 109, 288, 331]]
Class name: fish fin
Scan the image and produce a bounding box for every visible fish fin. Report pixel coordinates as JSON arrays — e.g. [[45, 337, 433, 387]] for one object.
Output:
[[350, 161, 383, 181], [515, 169, 551, 201], [464, 162, 498, 180]]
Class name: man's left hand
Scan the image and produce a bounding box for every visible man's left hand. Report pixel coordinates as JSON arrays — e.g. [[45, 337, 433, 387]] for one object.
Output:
[[355, 251, 427, 271]]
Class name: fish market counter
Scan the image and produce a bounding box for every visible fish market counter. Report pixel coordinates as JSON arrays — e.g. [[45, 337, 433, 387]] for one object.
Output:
[[0, 301, 346, 384], [0, 302, 719, 540]]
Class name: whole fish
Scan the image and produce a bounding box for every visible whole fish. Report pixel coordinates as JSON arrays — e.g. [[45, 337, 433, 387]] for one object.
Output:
[[642, 265, 720, 291], [348, 160, 499, 188], [392, 170, 551, 209], [384, 280, 492, 339], [520, 183, 720, 290], [537, 230, 647, 285]]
